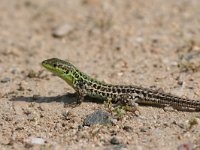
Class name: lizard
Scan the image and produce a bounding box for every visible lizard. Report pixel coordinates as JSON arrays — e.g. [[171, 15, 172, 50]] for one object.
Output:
[[41, 58, 200, 112]]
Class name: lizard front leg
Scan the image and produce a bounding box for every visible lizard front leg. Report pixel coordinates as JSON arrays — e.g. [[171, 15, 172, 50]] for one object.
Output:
[[74, 79, 87, 104]]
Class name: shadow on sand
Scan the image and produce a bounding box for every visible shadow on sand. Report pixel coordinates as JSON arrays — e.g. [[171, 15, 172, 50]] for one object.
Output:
[[10, 93, 104, 105]]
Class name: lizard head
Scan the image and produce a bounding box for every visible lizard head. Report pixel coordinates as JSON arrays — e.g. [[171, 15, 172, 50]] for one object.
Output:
[[41, 58, 77, 87]]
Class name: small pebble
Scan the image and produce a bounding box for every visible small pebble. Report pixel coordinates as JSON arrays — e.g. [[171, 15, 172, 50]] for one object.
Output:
[[27, 114, 35, 121], [177, 143, 195, 150], [83, 110, 112, 126], [27, 70, 37, 78], [123, 126, 133, 132], [177, 80, 184, 86], [52, 23, 73, 38], [11, 68, 19, 74], [135, 37, 144, 43], [137, 145, 143, 150], [110, 136, 121, 145], [140, 127, 149, 132], [1, 77, 11, 83], [30, 137, 45, 145], [110, 118, 118, 125], [62, 111, 69, 117]]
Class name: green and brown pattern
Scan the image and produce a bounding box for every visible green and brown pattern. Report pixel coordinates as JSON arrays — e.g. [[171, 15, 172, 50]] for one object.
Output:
[[42, 58, 200, 111]]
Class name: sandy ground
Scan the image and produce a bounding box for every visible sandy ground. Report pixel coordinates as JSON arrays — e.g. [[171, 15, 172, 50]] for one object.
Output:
[[1, 0, 200, 149]]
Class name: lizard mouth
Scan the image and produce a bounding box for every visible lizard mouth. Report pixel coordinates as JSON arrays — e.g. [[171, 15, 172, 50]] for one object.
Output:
[[41, 61, 53, 72]]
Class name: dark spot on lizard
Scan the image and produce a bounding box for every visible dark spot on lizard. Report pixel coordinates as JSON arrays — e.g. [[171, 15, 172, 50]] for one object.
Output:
[[74, 73, 79, 78], [97, 85, 101, 90], [112, 88, 117, 93], [101, 92, 105, 96], [122, 88, 126, 93], [117, 88, 121, 93], [93, 83, 97, 88]]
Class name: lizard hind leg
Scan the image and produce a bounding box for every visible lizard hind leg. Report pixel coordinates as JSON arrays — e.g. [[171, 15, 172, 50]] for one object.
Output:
[[114, 94, 141, 115]]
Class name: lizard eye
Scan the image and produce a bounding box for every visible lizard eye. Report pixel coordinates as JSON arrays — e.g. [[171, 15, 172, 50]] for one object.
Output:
[[53, 63, 57, 67]]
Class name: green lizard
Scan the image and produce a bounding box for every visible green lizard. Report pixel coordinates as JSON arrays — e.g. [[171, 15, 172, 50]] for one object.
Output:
[[42, 58, 200, 111]]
